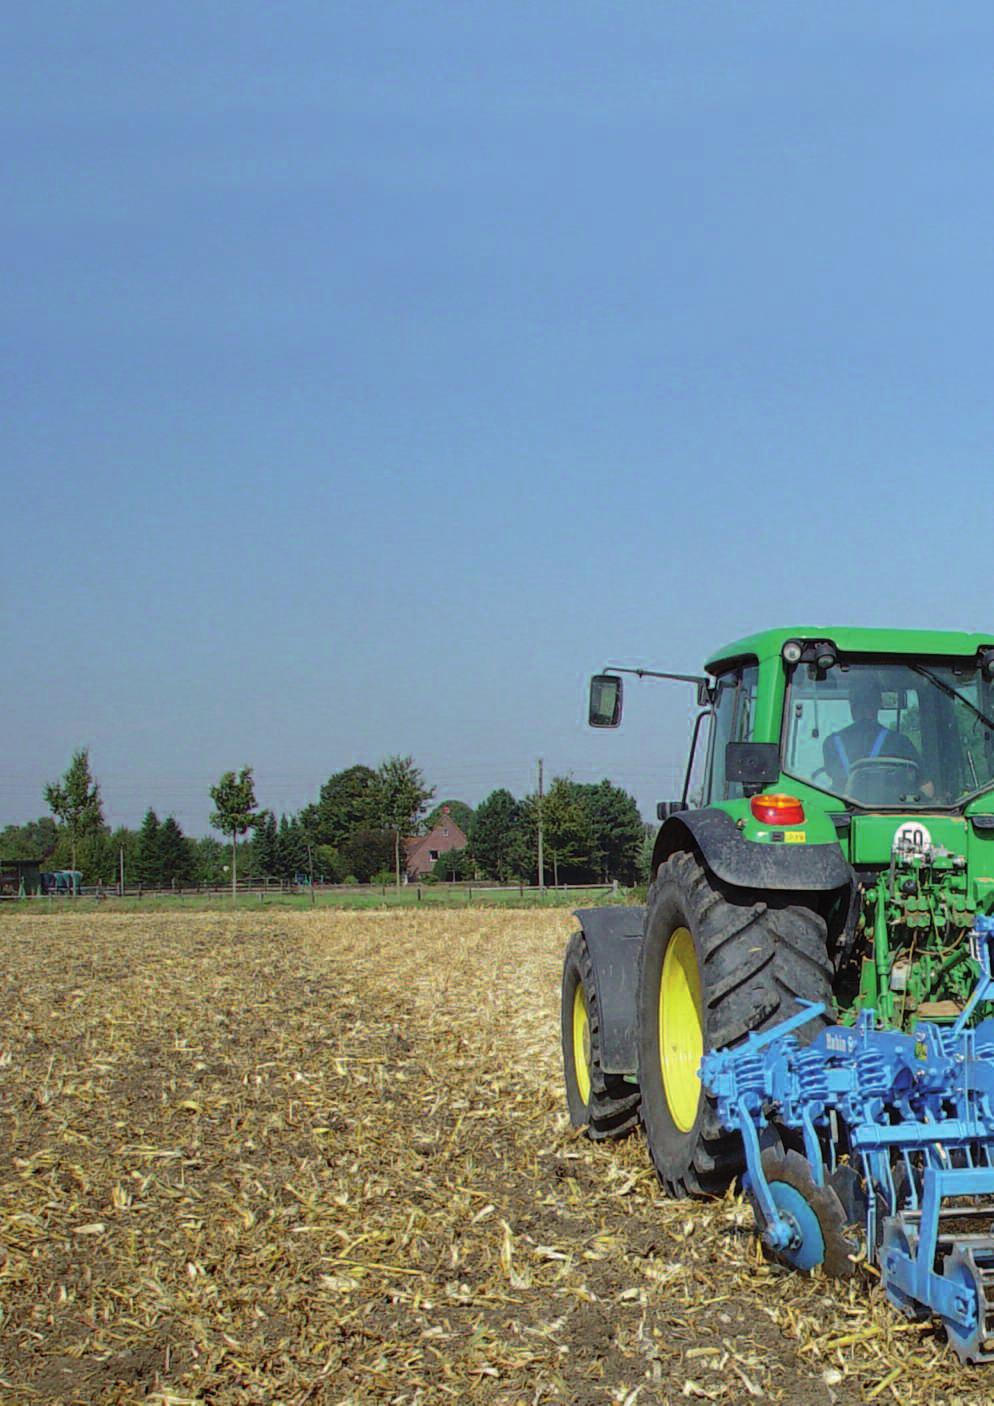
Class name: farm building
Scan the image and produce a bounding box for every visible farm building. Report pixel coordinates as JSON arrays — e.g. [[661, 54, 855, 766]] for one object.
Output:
[[404, 808, 468, 879], [0, 858, 42, 896]]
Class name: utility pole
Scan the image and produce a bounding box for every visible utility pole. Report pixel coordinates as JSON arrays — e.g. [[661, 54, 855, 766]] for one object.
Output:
[[119, 846, 125, 898], [537, 758, 545, 893]]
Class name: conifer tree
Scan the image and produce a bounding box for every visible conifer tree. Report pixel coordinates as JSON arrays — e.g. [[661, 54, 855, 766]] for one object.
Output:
[[159, 816, 192, 887], [136, 809, 162, 886], [253, 810, 278, 878], [276, 814, 308, 883]]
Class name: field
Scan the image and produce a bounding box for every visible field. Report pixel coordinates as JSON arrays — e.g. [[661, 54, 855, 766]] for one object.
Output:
[[0, 911, 988, 1405]]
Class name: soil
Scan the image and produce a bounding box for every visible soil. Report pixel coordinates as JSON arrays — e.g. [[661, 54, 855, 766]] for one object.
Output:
[[0, 908, 983, 1403]]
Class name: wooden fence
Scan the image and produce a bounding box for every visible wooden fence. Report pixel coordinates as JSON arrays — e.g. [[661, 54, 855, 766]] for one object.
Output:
[[9, 879, 621, 902]]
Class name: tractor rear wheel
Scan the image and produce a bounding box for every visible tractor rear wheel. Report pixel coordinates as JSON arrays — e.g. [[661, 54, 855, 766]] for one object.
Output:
[[561, 930, 641, 1140], [638, 849, 833, 1197]]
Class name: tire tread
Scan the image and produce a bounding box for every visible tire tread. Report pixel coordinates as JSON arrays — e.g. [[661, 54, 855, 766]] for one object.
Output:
[[561, 930, 641, 1141], [639, 850, 833, 1198]]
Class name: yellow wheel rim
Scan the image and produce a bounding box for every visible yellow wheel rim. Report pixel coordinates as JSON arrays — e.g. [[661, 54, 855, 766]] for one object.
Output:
[[572, 983, 592, 1106], [659, 926, 703, 1132]]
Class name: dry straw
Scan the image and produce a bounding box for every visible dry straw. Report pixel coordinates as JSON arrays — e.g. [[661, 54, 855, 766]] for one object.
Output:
[[0, 908, 988, 1403]]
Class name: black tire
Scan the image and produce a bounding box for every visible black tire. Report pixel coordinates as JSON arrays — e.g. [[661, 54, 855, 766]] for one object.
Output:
[[638, 850, 833, 1197], [561, 930, 641, 1141]]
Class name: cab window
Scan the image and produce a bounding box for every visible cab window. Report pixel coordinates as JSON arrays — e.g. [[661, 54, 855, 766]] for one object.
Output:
[[708, 662, 759, 801]]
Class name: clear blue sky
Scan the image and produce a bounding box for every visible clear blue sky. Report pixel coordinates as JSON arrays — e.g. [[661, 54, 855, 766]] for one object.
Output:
[[5, 3, 994, 836]]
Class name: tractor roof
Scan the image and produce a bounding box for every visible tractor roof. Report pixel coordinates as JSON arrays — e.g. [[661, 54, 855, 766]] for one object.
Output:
[[705, 626, 994, 674]]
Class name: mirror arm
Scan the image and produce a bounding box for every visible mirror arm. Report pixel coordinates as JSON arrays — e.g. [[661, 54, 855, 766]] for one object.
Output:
[[603, 665, 709, 687]]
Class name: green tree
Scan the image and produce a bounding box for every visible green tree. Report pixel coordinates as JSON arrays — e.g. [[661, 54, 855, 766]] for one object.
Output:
[[159, 816, 192, 887], [0, 816, 58, 861], [575, 780, 644, 883], [254, 810, 279, 878], [189, 835, 228, 885], [209, 767, 258, 898], [136, 809, 163, 886], [44, 748, 104, 874], [424, 800, 475, 835], [276, 813, 309, 883], [49, 827, 114, 884], [313, 844, 345, 883], [540, 777, 594, 885], [376, 756, 435, 887], [469, 789, 525, 881], [109, 825, 141, 889], [431, 847, 474, 882], [299, 765, 382, 848], [341, 828, 395, 884]]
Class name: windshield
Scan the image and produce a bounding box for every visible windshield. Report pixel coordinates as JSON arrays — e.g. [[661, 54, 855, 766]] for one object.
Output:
[[784, 659, 994, 808]]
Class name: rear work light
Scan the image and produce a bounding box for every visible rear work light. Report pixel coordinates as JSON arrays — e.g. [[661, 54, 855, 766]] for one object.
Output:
[[750, 793, 805, 826]]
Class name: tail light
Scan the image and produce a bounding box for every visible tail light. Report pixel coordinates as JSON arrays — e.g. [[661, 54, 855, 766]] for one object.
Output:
[[750, 793, 805, 826]]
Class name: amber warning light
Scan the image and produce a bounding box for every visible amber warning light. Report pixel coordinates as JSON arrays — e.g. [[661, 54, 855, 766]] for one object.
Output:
[[750, 793, 805, 826]]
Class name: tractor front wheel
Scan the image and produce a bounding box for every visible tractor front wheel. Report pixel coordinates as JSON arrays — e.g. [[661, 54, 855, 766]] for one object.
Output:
[[638, 850, 833, 1197], [561, 930, 641, 1140]]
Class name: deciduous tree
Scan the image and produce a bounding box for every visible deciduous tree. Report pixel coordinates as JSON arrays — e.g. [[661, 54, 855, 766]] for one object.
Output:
[[0, 817, 58, 861], [189, 836, 228, 885], [376, 756, 434, 887], [431, 847, 474, 882], [109, 825, 141, 888], [424, 800, 474, 835], [341, 828, 395, 884], [44, 749, 104, 875], [209, 767, 258, 898], [300, 765, 382, 848], [469, 789, 524, 881], [540, 777, 594, 885]]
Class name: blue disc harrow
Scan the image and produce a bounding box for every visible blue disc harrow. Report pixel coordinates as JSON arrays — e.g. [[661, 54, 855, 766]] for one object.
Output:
[[700, 915, 994, 1363]]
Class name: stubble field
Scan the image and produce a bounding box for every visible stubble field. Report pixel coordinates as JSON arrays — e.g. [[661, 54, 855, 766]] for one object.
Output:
[[0, 909, 988, 1404]]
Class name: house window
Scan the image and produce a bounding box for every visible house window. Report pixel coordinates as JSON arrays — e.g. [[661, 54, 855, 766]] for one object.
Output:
[[429, 850, 438, 861]]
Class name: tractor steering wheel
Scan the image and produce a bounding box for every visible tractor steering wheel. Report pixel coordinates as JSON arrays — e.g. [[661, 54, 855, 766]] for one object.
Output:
[[845, 756, 921, 803]]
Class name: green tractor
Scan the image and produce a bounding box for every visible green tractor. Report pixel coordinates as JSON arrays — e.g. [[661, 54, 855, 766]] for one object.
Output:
[[561, 626, 994, 1197]]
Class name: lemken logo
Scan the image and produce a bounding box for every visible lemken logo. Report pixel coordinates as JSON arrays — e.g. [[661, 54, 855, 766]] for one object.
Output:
[[825, 1031, 855, 1054]]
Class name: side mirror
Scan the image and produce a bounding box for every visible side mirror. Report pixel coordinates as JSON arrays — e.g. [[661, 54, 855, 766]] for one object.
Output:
[[589, 674, 623, 728], [697, 679, 715, 709], [726, 741, 780, 788]]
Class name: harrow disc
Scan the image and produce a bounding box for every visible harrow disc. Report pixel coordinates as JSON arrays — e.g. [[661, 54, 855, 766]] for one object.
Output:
[[753, 1147, 858, 1278]]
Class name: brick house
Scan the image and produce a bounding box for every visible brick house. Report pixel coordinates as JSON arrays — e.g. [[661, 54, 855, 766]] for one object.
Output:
[[404, 807, 469, 880]]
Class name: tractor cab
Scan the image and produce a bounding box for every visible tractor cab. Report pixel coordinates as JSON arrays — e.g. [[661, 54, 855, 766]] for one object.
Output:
[[593, 627, 994, 843]]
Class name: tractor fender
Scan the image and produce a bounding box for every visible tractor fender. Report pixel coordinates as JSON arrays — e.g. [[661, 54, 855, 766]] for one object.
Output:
[[651, 808, 853, 893], [573, 905, 646, 1076]]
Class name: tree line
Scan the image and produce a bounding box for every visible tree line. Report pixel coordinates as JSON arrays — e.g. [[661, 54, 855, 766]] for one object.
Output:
[[0, 748, 649, 888]]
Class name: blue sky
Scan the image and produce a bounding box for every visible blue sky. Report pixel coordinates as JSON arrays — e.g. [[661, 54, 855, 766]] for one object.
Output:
[[5, 3, 994, 835]]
